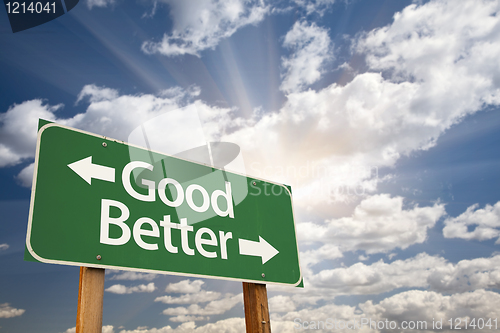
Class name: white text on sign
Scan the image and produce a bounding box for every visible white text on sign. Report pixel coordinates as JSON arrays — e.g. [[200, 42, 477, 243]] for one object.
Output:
[[122, 161, 234, 218], [99, 161, 235, 259]]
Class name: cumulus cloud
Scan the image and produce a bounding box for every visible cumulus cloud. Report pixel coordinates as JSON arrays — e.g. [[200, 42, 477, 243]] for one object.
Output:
[[105, 283, 156, 294], [108, 271, 158, 281], [443, 201, 500, 242], [0, 100, 60, 167], [2, 0, 500, 217], [0, 244, 9, 251], [298, 194, 445, 254], [118, 318, 245, 333], [165, 280, 205, 294], [427, 255, 500, 293], [361, 289, 500, 333], [308, 253, 444, 295], [306, 253, 500, 298], [292, 0, 336, 16], [63, 325, 114, 333], [0, 303, 25, 318], [169, 315, 209, 323], [162, 293, 243, 320], [280, 21, 332, 93], [155, 291, 221, 304], [15, 162, 34, 188], [299, 243, 343, 276], [121, 289, 500, 333], [268, 295, 296, 313], [357, 0, 500, 105], [85, 0, 114, 10], [0, 84, 233, 187], [141, 0, 268, 57], [223, 0, 500, 208], [7, 0, 500, 207], [3, 0, 500, 208], [76, 84, 119, 103], [156, 280, 237, 321], [273, 289, 500, 333]]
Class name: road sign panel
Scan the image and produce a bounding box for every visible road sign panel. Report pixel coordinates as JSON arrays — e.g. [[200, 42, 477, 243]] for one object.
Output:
[[26, 121, 302, 286]]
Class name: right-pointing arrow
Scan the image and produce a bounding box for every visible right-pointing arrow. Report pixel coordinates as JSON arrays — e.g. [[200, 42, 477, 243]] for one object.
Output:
[[239, 236, 279, 264]]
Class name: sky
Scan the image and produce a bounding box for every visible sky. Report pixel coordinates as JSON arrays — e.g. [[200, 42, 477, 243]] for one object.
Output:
[[1, 0, 500, 332]]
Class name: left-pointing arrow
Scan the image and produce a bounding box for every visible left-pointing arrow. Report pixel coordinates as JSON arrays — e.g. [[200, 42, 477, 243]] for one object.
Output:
[[68, 156, 115, 185]]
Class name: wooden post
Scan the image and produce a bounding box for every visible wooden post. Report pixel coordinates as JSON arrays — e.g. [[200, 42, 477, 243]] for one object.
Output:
[[243, 282, 271, 333], [76, 267, 105, 333]]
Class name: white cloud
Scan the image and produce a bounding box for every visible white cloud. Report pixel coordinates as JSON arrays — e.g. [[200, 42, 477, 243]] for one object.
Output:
[[108, 271, 158, 281], [280, 21, 332, 93], [105, 283, 156, 294], [308, 252, 444, 296], [85, 0, 114, 10], [141, 0, 268, 57], [306, 253, 500, 298], [0, 85, 233, 187], [157, 280, 232, 319], [162, 293, 242, 317], [0, 303, 25, 318], [165, 280, 205, 294], [103, 326, 115, 333], [268, 295, 296, 313], [117, 322, 195, 333], [0, 100, 60, 167], [272, 303, 371, 333], [223, 0, 500, 208], [155, 291, 221, 304], [273, 289, 500, 333], [443, 201, 500, 242], [357, 0, 500, 107], [15, 162, 34, 188], [358, 254, 369, 261], [298, 194, 445, 254], [169, 315, 208, 323], [292, 0, 336, 16], [427, 255, 500, 293], [3, 0, 500, 215], [299, 244, 343, 278], [7, 0, 500, 210], [0, 244, 9, 251], [76, 84, 119, 103], [119, 318, 245, 333], [360, 289, 500, 333], [63, 325, 114, 333], [64, 85, 209, 143]]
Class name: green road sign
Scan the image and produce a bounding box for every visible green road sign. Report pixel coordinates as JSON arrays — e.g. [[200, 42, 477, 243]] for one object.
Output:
[[26, 122, 302, 286]]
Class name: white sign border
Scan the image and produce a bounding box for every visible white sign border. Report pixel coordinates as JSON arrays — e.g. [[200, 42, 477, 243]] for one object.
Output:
[[26, 121, 303, 287]]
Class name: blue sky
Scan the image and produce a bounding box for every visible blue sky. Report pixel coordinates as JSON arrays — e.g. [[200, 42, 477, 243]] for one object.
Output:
[[2, 0, 500, 332]]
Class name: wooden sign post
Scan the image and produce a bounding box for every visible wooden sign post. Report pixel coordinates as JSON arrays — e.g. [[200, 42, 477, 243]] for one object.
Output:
[[76, 267, 105, 333], [26, 122, 299, 333], [243, 282, 271, 333]]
